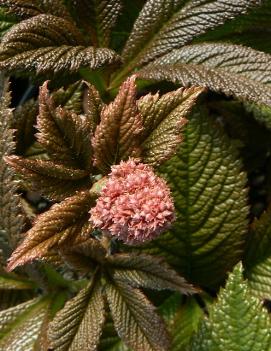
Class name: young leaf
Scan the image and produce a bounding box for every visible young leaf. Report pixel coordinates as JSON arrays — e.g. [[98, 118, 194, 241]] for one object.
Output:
[[138, 86, 204, 166], [244, 206, 271, 300], [7, 190, 95, 271], [0, 297, 50, 350], [138, 64, 271, 106], [49, 279, 106, 351], [5, 155, 91, 201], [92, 75, 143, 173], [190, 263, 271, 351], [144, 109, 248, 287], [0, 78, 25, 249], [37, 82, 94, 171], [122, 0, 262, 68], [107, 253, 196, 294], [67, 0, 122, 47], [0, 14, 121, 76], [105, 280, 170, 351]]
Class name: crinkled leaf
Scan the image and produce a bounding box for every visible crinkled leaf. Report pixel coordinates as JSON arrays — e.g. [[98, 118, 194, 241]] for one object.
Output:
[[122, 0, 262, 68], [7, 190, 95, 271], [105, 280, 170, 351], [190, 263, 271, 351], [152, 43, 271, 85], [37, 82, 94, 171], [60, 238, 107, 273], [0, 14, 121, 76], [195, 0, 271, 53], [49, 279, 106, 351], [0, 0, 72, 21], [0, 78, 25, 250], [138, 86, 204, 166], [92, 75, 143, 173], [13, 98, 38, 155], [144, 109, 248, 287], [138, 63, 271, 106], [0, 297, 50, 350], [67, 0, 122, 47], [107, 253, 196, 294], [244, 207, 271, 300], [5, 155, 91, 201], [83, 82, 103, 128]]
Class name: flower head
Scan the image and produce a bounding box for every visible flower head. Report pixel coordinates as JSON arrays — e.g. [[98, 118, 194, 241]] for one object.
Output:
[[90, 159, 175, 245]]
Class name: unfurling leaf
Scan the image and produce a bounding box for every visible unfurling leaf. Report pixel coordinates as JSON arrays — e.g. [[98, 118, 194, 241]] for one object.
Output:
[[0, 297, 49, 350], [7, 190, 95, 271], [37, 81, 94, 171], [191, 263, 271, 351], [145, 109, 248, 287], [107, 253, 196, 294], [92, 75, 143, 173], [122, 0, 262, 68], [49, 279, 106, 351], [244, 206, 271, 300], [0, 78, 25, 250], [138, 86, 204, 166], [105, 280, 170, 351], [5, 155, 91, 201], [138, 64, 271, 106], [0, 14, 121, 76]]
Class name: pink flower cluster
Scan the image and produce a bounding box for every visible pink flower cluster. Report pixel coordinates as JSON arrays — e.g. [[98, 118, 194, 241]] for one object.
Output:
[[90, 159, 175, 245]]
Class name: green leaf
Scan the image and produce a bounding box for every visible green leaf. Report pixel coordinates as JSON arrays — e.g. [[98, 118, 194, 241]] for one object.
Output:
[[92, 75, 143, 173], [0, 78, 25, 251], [0, 7, 17, 38], [138, 86, 204, 166], [0, 14, 121, 76], [159, 295, 203, 351], [7, 190, 95, 271], [67, 0, 122, 47], [144, 109, 248, 287], [190, 263, 271, 351], [121, 0, 262, 68], [0, 297, 50, 350], [107, 253, 196, 294], [0, 274, 35, 290], [5, 155, 91, 201], [49, 279, 106, 351], [244, 207, 271, 300], [138, 63, 271, 106], [152, 43, 271, 85], [105, 280, 170, 351]]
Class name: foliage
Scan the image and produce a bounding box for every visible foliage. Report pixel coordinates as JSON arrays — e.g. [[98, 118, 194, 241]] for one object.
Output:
[[0, 0, 271, 350]]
